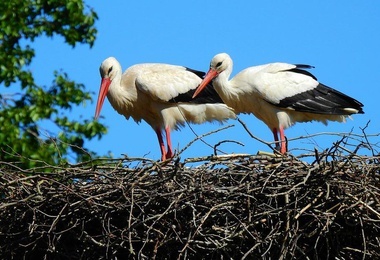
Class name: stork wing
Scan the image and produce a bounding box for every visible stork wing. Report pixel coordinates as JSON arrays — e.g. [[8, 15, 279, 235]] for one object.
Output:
[[135, 64, 202, 102], [245, 63, 363, 115], [244, 63, 318, 104]]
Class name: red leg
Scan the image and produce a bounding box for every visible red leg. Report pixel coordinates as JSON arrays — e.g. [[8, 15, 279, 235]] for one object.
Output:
[[155, 128, 167, 161], [165, 127, 174, 159], [279, 126, 287, 154], [272, 128, 281, 151]]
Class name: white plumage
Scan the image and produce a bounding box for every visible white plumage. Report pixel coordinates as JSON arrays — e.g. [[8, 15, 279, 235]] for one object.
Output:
[[193, 53, 364, 154], [95, 57, 236, 160]]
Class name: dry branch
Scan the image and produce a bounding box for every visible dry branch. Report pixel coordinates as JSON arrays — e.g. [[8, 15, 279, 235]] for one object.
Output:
[[0, 132, 379, 259]]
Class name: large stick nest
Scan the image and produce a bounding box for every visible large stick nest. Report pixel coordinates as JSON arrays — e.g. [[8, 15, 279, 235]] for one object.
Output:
[[1, 133, 379, 259]]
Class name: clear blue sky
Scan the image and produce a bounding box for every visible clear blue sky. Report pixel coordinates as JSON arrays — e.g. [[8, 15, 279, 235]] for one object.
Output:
[[30, 1, 379, 161]]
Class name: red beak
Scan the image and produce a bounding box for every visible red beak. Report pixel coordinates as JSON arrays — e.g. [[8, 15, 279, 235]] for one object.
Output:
[[192, 69, 219, 98], [95, 78, 111, 119]]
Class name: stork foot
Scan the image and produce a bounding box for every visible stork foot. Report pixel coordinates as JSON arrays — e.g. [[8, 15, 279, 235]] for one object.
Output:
[[160, 151, 174, 161], [166, 149, 175, 160]]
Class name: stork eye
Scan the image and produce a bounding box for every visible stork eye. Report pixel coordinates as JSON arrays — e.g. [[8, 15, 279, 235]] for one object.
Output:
[[216, 61, 223, 67], [108, 66, 113, 74]]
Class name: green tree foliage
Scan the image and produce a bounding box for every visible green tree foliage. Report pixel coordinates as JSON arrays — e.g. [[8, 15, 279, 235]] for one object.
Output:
[[0, 0, 108, 168]]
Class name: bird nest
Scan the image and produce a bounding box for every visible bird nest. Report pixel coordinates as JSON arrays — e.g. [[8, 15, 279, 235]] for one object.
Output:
[[1, 132, 379, 259]]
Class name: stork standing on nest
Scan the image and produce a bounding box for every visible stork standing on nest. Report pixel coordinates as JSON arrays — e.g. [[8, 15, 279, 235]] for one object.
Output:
[[95, 57, 236, 161], [193, 53, 364, 154]]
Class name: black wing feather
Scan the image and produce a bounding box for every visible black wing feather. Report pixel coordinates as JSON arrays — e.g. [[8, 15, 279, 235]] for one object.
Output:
[[294, 64, 315, 69], [289, 64, 317, 80], [184, 67, 206, 79], [277, 83, 364, 115]]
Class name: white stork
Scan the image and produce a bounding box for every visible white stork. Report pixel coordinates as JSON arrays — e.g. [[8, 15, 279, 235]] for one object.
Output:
[[193, 53, 364, 154], [95, 57, 236, 161]]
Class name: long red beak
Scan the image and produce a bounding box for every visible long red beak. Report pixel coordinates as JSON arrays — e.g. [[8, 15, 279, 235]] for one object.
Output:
[[95, 78, 111, 119], [192, 69, 219, 98]]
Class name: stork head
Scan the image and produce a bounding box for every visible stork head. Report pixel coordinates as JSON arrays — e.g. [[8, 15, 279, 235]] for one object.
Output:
[[210, 53, 232, 74], [192, 53, 233, 98], [95, 57, 121, 119]]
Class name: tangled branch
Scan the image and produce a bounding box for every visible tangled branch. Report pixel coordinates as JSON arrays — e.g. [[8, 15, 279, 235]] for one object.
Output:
[[0, 131, 379, 259]]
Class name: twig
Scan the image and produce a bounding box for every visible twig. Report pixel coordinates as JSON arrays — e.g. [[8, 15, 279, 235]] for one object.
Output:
[[177, 124, 235, 157], [346, 193, 380, 219], [295, 191, 324, 220], [213, 140, 244, 155], [128, 188, 136, 256], [237, 117, 274, 151]]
